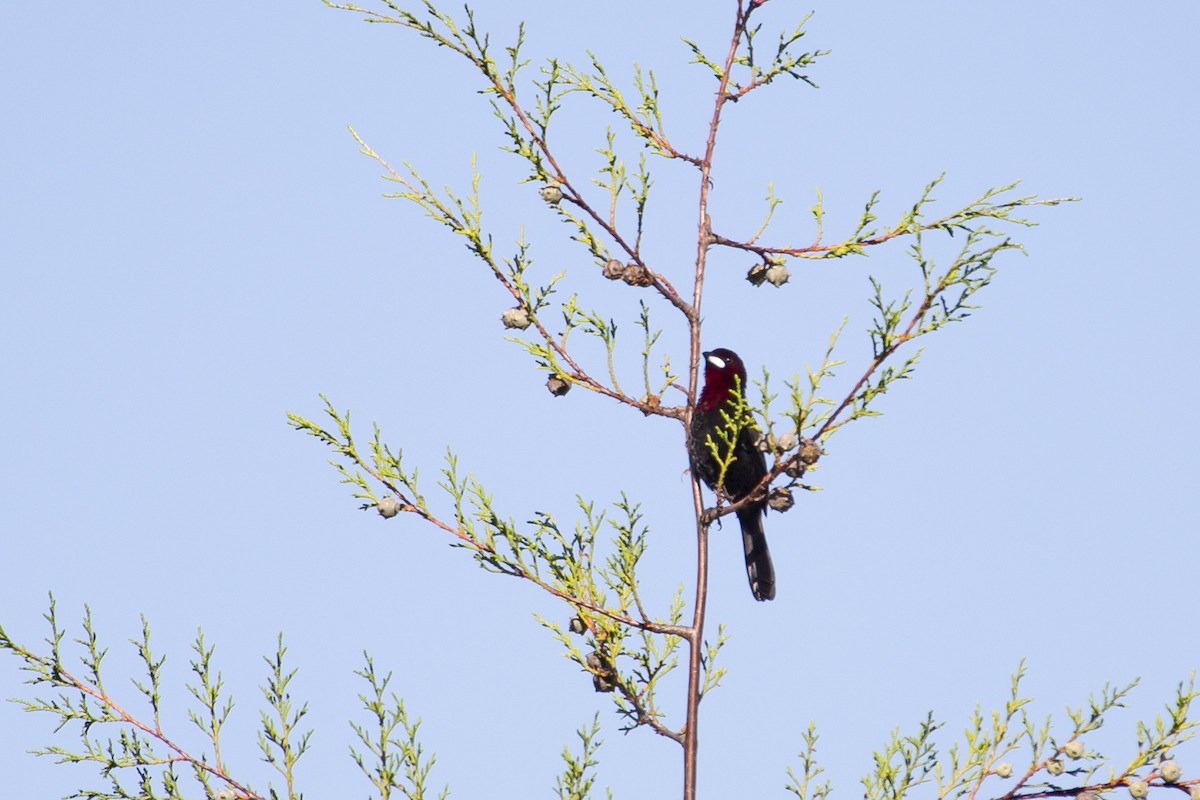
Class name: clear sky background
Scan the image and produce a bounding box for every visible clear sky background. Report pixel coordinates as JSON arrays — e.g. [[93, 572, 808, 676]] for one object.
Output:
[[2, 2, 1197, 798]]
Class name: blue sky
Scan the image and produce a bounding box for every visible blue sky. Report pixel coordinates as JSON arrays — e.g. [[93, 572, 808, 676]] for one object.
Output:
[[2, 2, 1197, 798]]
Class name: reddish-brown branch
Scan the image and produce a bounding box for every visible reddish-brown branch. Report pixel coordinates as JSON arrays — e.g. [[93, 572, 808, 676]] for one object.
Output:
[[363, 465, 689, 638], [697, 279, 937, 530], [351, 138, 683, 422], [709, 193, 1036, 260], [984, 757, 1199, 800], [470, 57, 693, 318], [28, 657, 260, 800], [811, 288, 933, 442], [712, 222, 931, 259], [681, 3, 757, 798], [605, 667, 685, 744]]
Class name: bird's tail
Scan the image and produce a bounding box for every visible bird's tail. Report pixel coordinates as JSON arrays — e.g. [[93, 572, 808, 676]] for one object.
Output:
[[737, 505, 775, 601]]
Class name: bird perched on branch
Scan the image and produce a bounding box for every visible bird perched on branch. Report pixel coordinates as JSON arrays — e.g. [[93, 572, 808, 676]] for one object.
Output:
[[688, 348, 775, 601]]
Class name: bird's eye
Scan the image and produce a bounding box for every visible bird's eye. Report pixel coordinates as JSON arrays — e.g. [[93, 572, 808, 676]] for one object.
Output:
[[706, 354, 726, 369]]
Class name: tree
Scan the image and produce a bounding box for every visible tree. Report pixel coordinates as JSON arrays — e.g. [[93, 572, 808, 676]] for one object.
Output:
[[2, 2, 1195, 799]]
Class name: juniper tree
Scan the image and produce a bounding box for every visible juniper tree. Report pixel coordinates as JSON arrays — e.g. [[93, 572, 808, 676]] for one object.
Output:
[[2, 3, 1196, 800]]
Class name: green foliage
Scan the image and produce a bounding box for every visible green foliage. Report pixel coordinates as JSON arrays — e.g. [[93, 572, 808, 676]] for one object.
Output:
[[258, 636, 311, 800], [0, 595, 297, 800], [864, 712, 940, 800], [555, 716, 610, 800], [786, 723, 833, 800], [780, 665, 1200, 800], [927, 666, 1198, 800], [700, 373, 758, 501], [350, 655, 448, 800]]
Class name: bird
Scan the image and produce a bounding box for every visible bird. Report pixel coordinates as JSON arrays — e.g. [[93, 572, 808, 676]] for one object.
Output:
[[688, 348, 776, 601]]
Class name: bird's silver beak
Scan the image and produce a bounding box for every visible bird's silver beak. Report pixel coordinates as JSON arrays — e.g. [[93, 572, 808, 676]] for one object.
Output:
[[704, 352, 726, 369]]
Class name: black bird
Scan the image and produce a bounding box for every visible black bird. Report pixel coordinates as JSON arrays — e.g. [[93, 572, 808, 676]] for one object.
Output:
[[688, 348, 775, 601]]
